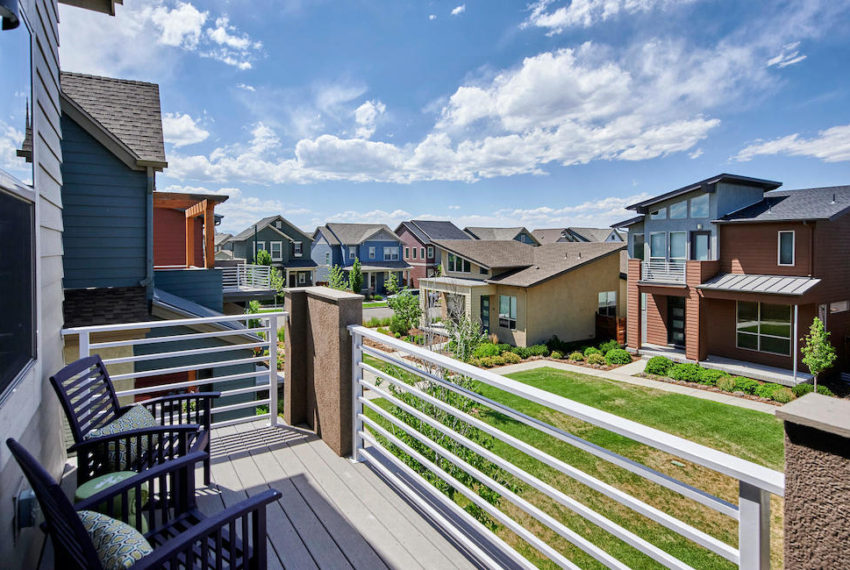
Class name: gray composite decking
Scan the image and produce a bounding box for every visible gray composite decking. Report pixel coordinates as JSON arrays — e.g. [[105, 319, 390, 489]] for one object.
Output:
[[196, 420, 486, 569]]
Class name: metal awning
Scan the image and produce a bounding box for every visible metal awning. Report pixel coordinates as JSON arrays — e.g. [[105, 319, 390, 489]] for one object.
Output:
[[698, 273, 820, 296]]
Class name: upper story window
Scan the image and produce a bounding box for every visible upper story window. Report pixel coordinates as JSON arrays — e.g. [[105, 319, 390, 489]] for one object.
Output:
[[669, 232, 687, 261], [293, 241, 303, 257], [427, 246, 434, 259], [420, 247, 425, 259], [254, 241, 266, 256], [270, 241, 283, 261], [368, 246, 376, 259], [325, 252, 330, 264], [447, 253, 471, 273], [690, 194, 709, 218], [275, 220, 282, 229], [412, 247, 417, 259], [633, 233, 645, 261], [650, 208, 666, 220], [348, 246, 356, 259], [669, 201, 687, 219], [649, 232, 666, 259], [404, 247, 410, 259], [778, 231, 794, 266], [383, 246, 399, 260]]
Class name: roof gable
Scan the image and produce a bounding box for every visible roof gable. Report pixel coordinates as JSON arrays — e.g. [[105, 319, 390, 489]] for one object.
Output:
[[718, 185, 850, 223], [325, 222, 399, 244], [627, 173, 781, 213]]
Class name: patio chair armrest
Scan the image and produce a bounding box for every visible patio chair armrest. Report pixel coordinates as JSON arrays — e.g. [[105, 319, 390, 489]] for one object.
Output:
[[131, 489, 282, 570], [69, 424, 200, 453]]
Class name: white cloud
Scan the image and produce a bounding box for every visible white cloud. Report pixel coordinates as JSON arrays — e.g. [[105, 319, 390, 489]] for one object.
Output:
[[0, 121, 30, 181], [429, 14, 437, 21], [767, 41, 807, 68], [151, 2, 207, 48], [734, 124, 850, 163], [448, 205, 461, 210], [354, 100, 386, 138], [237, 83, 256, 92], [451, 5, 466, 16], [162, 113, 210, 147], [327, 208, 413, 227], [523, 0, 694, 34], [689, 148, 703, 159]]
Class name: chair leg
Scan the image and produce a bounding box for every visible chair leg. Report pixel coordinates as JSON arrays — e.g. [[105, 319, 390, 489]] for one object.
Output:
[[204, 456, 211, 486]]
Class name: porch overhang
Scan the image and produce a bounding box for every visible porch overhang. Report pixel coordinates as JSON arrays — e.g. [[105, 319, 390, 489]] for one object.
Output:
[[636, 282, 688, 297], [698, 273, 820, 297]]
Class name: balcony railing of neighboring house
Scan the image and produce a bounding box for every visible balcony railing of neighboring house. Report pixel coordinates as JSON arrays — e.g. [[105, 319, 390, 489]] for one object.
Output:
[[641, 259, 687, 283], [221, 263, 272, 291], [348, 325, 784, 569], [61, 312, 285, 428]]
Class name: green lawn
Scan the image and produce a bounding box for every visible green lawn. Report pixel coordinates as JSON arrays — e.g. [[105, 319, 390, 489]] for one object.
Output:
[[366, 366, 785, 569], [363, 301, 388, 308]]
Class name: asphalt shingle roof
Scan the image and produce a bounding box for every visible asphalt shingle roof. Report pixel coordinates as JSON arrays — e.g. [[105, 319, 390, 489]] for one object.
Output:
[[321, 223, 399, 245], [568, 227, 625, 242], [61, 72, 167, 165], [487, 242, 625, 287], [232, 215, 311, 242], [434, 240, 533, 270], [403, 220, 471, 242], [464, 226, 532, 241], [64, 286, 149, 328], [215, 233, 232, 246], [531, 228, 566, 244], [718, 186, 850, 223]]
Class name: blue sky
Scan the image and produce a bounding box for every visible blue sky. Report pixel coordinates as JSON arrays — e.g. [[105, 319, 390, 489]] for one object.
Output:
[[50, 0, 850, 234]]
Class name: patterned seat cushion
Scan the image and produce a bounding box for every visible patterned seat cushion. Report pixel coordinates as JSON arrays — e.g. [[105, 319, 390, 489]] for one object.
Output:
[[78, 510, 153, 570], [84, 405, 158, 468]]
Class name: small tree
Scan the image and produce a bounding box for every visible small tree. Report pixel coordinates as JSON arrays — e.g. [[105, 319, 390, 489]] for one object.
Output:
[[349, 257, 363, 294], [435, 264, 443, 277], [269, 266, 285, 303], [386, 272, 400, 296], [328, 264, 348, 290], [801, 316, 837, 392], [446, 313, 488, 363], [255, 249, 272, 266], [387, 289, 423, 335], [245, 299, 261, 329]]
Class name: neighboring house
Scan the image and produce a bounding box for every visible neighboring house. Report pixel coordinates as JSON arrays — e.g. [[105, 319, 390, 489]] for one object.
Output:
[[533, 227, 626, 244], [464, 226, 541, 245], [615, 172, 850, 384], [419, 240, 625, 347], [215, 232, 233, 252], [395, 219, 471, 288], [227, 215, 317, 287], [312, 223, 411, 295], [154, 191, 228, 269]]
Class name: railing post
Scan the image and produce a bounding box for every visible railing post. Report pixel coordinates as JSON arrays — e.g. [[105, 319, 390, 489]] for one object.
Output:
[[267, 315, 278, 426], [351, 328, 364, 462], [79, 331, 90, 358], [738, 481, 770, 569]]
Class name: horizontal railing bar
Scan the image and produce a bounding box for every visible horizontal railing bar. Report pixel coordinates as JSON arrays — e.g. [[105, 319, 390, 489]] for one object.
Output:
[[212, 413, 270, 429], [360, 397, 701, 568], [360, 430, 590, 569], [352, 326, 784, 496], [360, 369, 738, 562], [360, 346, 739, 518], [219, 385, 273, 398], [110, 356, 270, 381], [358, 446, 532, 570], [90, 327, 272, 349], [115, 370, 269, 398], [102, 342, 269, 365], [62, 312, 286, 335], [211, 399, 269, 415]]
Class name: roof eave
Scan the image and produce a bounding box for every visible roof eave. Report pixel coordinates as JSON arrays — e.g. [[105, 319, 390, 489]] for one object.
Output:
[[627, 173, 782, 212]]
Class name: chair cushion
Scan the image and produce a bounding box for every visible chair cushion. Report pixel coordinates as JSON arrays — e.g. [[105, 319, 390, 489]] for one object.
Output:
[[84, 405, 158, 467], [78, 510, 153, 570], [75, 471, 149, 533]]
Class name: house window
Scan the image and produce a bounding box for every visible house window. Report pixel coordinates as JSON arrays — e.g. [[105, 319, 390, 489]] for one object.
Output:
[[325, 252, 330, 264], [597, 291, 617, 317], [778, 231, 795, 266], [254, 241, 266, 256], [412, 248, 417, 259], [275, 220, 282, 228], [384, 247, 399, 260], [649, 232, 667, 260], [736, 302, 791, 355], [690, 194, 709, 218], [830, 301, 849, 313], [349, 246, 356, 259], [669, 232, 687, 261], [499, 295, 517, 330], [421, 247, 425, 259], [669, 201, 687, 219], [293, 241, 303, 257], [427, 246, 434, 259], [650, 208, 667, 220], [369, 246, 376, 259], [270, 241, 283, 261], [448, 253, 470, 273], [0, 189, 36, 397], [480, 267, 487, 275], [633, 233, 645, 261], [405, 247, 410, 259], [298, 272, 306, 284]]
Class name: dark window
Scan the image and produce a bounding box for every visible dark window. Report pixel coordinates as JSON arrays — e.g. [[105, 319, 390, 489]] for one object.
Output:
[[633, 233, 644, 261], [736, 301, 791, 355], [0, 190, 35, 395], [499, 295, 517, 329], [778, 231, 794, 266], [597, 291, 617, 317]]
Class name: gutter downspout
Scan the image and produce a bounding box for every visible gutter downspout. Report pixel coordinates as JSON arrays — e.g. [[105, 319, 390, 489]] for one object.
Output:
[[144, 166, 155, 301], [793, 304, 799, 382], [253, 224, 258, 264]]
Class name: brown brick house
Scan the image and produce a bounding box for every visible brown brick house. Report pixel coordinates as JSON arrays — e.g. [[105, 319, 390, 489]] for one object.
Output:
[[615, 174, 850, 384]]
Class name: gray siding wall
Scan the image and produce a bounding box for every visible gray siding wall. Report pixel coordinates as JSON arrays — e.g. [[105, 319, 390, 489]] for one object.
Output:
[[61, 115, 148, 289], [311, 233, 335, 282], [155, 269, 223, 312], [232, 221, 311, 268], [0, 0, 68, 567]]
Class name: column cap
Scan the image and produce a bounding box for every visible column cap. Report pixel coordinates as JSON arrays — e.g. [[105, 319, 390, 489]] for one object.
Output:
[[776, 393, 850, 439]]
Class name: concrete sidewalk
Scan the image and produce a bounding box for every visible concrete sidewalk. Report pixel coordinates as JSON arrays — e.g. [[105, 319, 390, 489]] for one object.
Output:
[[493, 359, 778, 414]]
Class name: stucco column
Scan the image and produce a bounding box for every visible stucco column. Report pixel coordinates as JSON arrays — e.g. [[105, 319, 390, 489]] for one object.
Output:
[[776, 394, 850, 569], [626, 258, 642, 350], [283, 286, 363, 456]]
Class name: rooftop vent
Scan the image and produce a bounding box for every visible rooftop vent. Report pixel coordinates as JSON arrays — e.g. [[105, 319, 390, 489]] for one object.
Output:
[[831, 193, 836, 205]]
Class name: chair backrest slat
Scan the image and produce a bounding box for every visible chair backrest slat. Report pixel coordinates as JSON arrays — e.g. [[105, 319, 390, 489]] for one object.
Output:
[[49, 355, 121, 442]]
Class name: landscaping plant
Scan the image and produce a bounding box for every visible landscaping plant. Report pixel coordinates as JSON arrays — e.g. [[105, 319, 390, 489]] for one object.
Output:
[[733, 377, 760, 394], [598, 339, 620, 353], [755, 383, 783, 400], [328, 264, 348, 291], [800, 316, 837, 392], [583, 346, 601, 357], [387, 287, 423, 335], [604, 349, 631, 365], [349, 257, 363, 294], [791, 383, 814, 398], [586, 353, 606, 366], [550, 350, 563, 360], [668, 363, 702, 383], [446, 314, 488, 363], [717, 376, 737, 392], [255, 249, 272, 266], [697, 368, 729, 386], [568, 351, 584, 362], [772, 387, 794, 404], [644, 356, 673, 376]]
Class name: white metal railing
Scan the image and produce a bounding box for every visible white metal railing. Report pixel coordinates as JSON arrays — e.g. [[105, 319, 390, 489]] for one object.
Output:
[[221, 264, 272, 290], [641, 259, 686, 283], [349, 325, 783, 569], [62, 312, 285, 428]]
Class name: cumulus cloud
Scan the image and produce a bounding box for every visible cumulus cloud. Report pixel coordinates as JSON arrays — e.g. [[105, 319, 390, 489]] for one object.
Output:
[[523, 0, 694, 34], [354, 100, 386, 138], [0, 121, 29, 181], [734, 124, 850, 163], [162, 113, 210, 147], [151, 2, 206, 48], [237, 83, 256, 92], [451, 5, 466, 16], [767, 41, 806, 68], [429, 14, 437, 21]]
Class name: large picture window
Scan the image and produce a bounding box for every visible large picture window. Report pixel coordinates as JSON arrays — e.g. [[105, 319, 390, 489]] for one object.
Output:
[[669, 201, 687, 219], [669, 232, 687, 260], [447, 253, 471, 273], [690, 194, 709, 218], [736, 302, 791, 355], [649, 232, 667, 259], [499, 295, 517, 330], [383, 246, 399, 260]]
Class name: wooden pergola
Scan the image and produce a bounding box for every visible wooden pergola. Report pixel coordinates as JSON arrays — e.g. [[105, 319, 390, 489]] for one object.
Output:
[[153, 192, 229, 269]]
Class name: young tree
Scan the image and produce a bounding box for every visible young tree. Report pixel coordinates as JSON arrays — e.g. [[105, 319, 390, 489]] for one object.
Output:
[[387, 289, 423, 335], [245, 299, 262, 329], [328, 264, 348, 291], [349, 257, 363, 294], [269, 266, 285, 303], [255, 249, 272, 266], [445, 313, 488, 363], [801, 316, 837, 392], [386, 272, 400, 296]]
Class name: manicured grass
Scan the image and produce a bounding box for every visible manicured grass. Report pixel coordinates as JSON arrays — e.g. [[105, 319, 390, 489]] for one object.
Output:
[[366, 365, 785, 569], [363, 301, 388, 308]]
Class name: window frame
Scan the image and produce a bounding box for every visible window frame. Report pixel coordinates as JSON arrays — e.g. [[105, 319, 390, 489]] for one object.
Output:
[[735, 301, 792, 356], [383, 246, 399, 261], [298, 271, 306, 285], [649, 232, 667, 260], [348, 245, 356, 260], [778, 231, 795, 266], [324, 252, 330, 264], [404, 247, 410, 259], [689, 194, 709, 218], [597, 291, 617, 317], [427, 246, 434, 259], [498, 295, 517, 330], [254, 241, 266, 256], [830, 301, 849, 314], [669, 200, 688, 220], [421, 247, 425, 259], [632, 233, 645, 261], [412, 247, 417, 259], [669, 231, 687, 261], [650, 207, 667, 220], [293, 241, 303, 257], [269, 241, 283, 261]]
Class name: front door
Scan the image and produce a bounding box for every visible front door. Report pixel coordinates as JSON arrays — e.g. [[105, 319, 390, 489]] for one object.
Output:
[[668, 296, 686, 347], [369, 273, 376, 293], [480, 296, 490, 333]]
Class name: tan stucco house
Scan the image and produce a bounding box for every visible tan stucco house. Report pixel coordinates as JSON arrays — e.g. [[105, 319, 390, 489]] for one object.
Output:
[[420, 240, 626, 347]]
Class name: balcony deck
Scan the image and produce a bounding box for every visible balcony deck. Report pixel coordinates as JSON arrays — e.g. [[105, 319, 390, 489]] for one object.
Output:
[[199, 420, 485, 569]]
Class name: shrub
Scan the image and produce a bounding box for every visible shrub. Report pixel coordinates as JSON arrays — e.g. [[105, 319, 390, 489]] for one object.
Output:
[[668, 363, 702, 383], [527, 344, 550, 357], [568, 351, 584, 361], [698, 368, 729, 386], [546, 335, 570, 354], [732, 377, 759, 395], [496, 344, 512, 355], [550, 350, 564, 360], [366, 316, 392, 328], [372, 294, 383, 301], [502, 352, 522, 364], [792, 383, 814, 398], [389, 315, 410, 336], [586, 353, 606, 366], [817, 385, 835, 396], [755, 383, 783, 399], [510, 346, 527, 358], [584, 347, 601, 357], [644, 356, 673, 376], [599, 340, 620, 353], [772, 387, 794, 404], [469, 358, 482, 367], [478, 356, 494, 368], [605, 349, 631, 365], [717, 376, 737, 392], [473, 343, 501, 359], [394, 332, 401, 339]]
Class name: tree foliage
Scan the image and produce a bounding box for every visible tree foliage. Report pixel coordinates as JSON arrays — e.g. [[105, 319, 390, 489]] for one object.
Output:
[[328, 264, 348, 291], [387, 279, 422, 334], [255, 249, 271, 266], [801, 317, 837, 391], [386, 272, 400, 296], [446, 313, 488, 363], [269, 267, 285, 302], [349, 257, 363, 293]]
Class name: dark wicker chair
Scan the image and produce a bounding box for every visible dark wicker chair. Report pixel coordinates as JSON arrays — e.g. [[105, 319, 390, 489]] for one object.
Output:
[[7, 438, 280, 570], [49, 355, 220, 485]]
